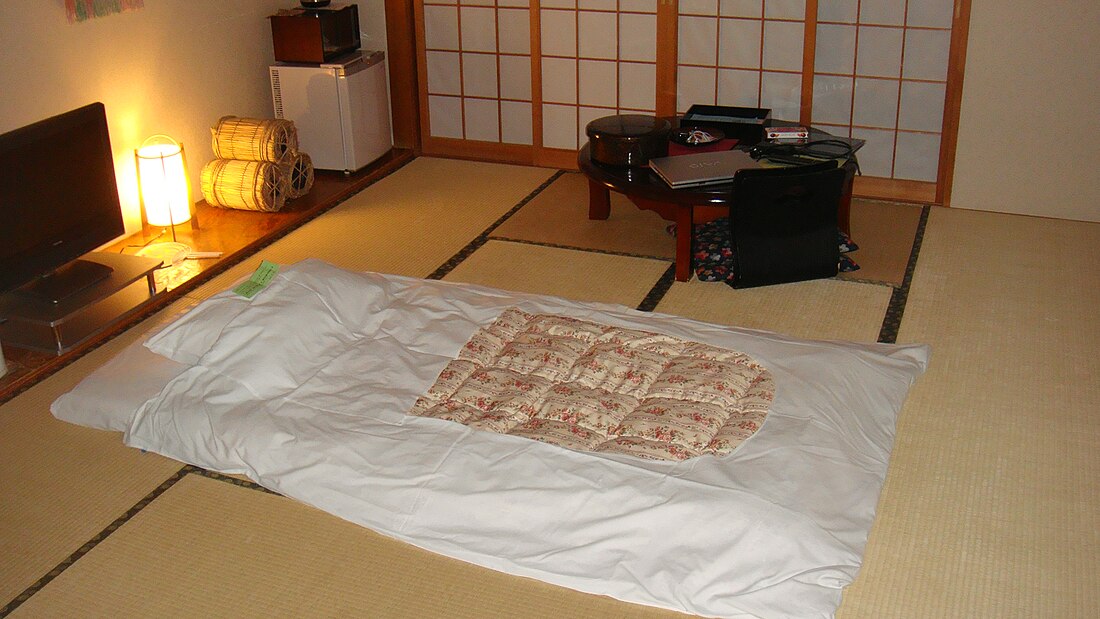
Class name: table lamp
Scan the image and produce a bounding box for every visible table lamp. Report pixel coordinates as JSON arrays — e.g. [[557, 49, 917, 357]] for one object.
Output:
[[135, 135, 193, 263]]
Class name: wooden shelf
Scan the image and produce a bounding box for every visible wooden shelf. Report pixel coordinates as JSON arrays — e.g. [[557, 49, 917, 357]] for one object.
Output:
[[0, 253, 162, 355], [0, 148, 415, 405]]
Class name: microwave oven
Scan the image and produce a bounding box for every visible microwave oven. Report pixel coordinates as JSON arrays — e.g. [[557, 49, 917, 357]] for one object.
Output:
[[269, 3, 360, 64]]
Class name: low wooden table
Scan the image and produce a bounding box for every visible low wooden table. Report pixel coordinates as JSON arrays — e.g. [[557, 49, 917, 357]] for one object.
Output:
[[578, 143, 854, 282]]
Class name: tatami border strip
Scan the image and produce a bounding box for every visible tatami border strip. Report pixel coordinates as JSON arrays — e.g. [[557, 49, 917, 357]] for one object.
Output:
[[0, 466, 192, 617], [835, 274, 902, 289], [0, 464, 288, 617], [186, 466, 281, 495], [877, 204, 931, 344], [426, 170, 566, 281], [637, 265, 678, 312], [489, 235, 675, 264]]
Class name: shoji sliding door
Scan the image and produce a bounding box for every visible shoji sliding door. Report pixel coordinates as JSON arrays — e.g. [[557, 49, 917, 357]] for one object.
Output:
[[415, 0, 664, 168], [810, 0, 957, 201], [411, 0, 967, 203], [675, 0, 808, 122], [417, 0, 536, 160], [539, 0, 662, 162], [671, 0, 960, 202]]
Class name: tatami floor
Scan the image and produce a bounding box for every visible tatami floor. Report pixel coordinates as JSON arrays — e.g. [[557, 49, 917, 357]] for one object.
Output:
[[1, 157, 1097, 618]]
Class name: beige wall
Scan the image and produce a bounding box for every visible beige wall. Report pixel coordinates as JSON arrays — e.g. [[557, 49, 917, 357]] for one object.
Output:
[[952, 0, 1100, 222], [0, 1, 287, 234]]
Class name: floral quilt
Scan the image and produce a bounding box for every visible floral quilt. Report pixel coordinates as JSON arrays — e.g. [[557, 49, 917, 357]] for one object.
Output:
[[410, 308, 774, 461]]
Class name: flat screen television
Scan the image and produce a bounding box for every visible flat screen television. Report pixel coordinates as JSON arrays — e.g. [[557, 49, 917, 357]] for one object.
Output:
[[0, 102, 126, 303]]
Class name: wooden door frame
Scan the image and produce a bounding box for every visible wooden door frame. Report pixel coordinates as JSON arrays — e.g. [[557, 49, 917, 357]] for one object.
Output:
[[936, 0, 973, 207], [384, 0, 421, 151]]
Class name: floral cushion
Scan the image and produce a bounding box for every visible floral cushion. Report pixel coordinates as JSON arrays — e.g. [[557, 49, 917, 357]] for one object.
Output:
[[683, 218, 860, 283], [409, 308, 774, 461]]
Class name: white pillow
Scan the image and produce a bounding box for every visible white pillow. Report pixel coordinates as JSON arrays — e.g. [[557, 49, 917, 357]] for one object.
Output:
[[144, 259, 392, 399], [51, 343, 188, 431]]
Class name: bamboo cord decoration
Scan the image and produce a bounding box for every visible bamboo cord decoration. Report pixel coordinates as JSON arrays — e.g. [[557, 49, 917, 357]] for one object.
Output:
[[281, 151, 315, 199], [210, 116, 298, 164], [200, 159, 287, 212]]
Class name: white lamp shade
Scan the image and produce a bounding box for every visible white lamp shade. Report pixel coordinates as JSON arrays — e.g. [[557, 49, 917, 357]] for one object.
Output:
[[137, 136, 192, 227]]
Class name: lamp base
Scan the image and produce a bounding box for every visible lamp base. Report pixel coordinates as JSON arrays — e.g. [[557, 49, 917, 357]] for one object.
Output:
[[135, 242, 193, 267]]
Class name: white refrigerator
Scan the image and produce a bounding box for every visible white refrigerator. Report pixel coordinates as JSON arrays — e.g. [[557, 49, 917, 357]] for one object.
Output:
[[270, 50, 392, 173]]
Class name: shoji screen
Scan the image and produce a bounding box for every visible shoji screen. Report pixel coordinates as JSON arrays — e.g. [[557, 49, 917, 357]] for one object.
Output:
[[411, 0, 965, 202], [416, 0, 662, 167], [675, 0, 807, 121], [418, 0, 535, 159], [540, 0, 660, 152], [811, 0, 955, 193]]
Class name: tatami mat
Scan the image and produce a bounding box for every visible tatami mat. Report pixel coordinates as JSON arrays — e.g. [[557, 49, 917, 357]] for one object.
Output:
[[4, 155, 1098, 618], [494, 174, 920, 287], [492, 171, 676, 259], [655, 277, 892, 343], [837, 199, 923, 287], [839, 207, 1100, 618], [0, 300, 196, 603], [187, 157, 557, 299], [12, 474, 684, 618], [443, 239, 670, 308]]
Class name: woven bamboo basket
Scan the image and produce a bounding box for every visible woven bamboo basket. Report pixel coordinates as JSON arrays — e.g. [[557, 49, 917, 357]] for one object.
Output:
[[200, 159, 287, 212], [281, 151, 315, 199], [210, 116, 298, 164]]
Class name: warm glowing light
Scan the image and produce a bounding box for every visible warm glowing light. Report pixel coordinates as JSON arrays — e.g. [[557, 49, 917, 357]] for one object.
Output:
[[136, 135, 191, 228]]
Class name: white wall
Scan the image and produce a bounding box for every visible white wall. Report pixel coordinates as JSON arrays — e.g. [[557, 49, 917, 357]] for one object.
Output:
[[952, 0, 1100, 222], [0, 0, 288, 233], [356, 0, 389, 53]]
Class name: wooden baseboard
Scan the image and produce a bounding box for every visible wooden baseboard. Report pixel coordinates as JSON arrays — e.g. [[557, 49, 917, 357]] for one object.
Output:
[[854, 176, 938, 204], [421, 138, 535, 165]]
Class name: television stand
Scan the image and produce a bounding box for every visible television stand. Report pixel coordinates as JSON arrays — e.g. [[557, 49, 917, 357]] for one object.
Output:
[[0, 252, 161, 355], [16, 258, 115, 304]]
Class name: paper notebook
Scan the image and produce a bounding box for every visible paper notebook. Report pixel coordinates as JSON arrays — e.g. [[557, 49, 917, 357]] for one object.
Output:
[[648, 149, 761, 188]]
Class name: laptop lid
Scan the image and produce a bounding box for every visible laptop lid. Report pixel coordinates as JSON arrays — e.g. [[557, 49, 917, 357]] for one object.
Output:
[[648, 149, 760, 188]]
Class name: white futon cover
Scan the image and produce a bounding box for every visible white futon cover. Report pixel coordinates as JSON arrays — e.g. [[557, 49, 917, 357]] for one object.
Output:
[[53, 259, 930, 619]]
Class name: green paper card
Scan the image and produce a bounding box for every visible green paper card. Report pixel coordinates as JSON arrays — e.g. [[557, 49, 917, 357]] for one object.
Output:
[[233, 260, 280, 299]]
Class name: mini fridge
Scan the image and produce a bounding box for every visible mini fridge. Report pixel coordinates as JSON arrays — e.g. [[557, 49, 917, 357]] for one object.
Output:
[[270, 50, 392, 173]]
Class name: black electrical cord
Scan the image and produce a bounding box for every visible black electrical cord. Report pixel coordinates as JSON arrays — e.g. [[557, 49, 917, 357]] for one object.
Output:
[[749, 139, 861, 174], [750, 139, 855, 161]]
